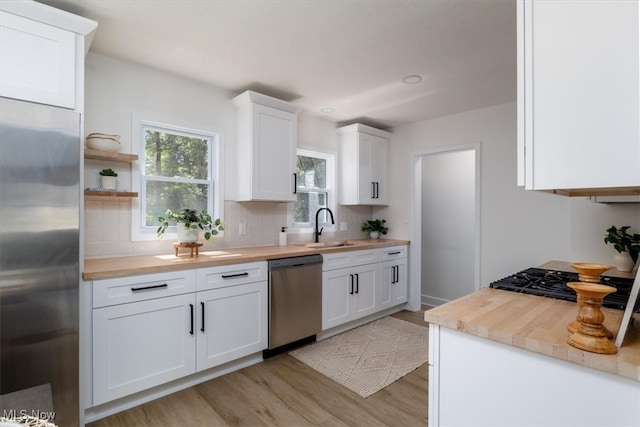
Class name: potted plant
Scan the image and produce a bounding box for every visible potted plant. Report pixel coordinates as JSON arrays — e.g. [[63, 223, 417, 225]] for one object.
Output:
[[361, 219, 388, 239], [604, 225, 640, 272], [157, 208, 224, 243], [99, 168, 117, 190]]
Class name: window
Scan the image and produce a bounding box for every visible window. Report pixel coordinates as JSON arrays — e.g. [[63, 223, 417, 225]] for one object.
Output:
[[132, 117, 221, 240], [291, 149, 335, 229]]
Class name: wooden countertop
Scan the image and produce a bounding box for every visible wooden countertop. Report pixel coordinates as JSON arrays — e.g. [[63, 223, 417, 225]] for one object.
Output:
[[83, 238, 410, 280], [424, 262, 640, 382]]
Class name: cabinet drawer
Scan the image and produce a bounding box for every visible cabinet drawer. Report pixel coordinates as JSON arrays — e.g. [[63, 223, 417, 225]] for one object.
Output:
[[93, 270, 196, 308], [197, 261, 267, 291], [379, 245, 408, 261], [322, 249, 379, 271]]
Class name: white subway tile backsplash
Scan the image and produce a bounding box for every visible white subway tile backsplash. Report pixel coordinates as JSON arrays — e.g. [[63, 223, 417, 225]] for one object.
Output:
[[84, 200, 373, 258]]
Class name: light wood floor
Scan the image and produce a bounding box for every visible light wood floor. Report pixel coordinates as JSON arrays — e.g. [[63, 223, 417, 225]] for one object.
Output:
[[88, 308, 429, 427]]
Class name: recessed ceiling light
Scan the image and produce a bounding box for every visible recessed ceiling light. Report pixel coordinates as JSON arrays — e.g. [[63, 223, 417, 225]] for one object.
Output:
[[402, 75, 422, 84], [320, 107, 336, 114]]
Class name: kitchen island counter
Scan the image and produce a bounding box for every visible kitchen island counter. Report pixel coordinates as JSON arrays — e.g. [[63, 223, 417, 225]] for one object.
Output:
[[424, 287, 640, 382], [83, 238, 409, 280]]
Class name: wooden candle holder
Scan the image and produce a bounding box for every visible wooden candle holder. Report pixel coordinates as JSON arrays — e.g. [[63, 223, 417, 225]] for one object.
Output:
[[567, 263, 613, 338], [566, 282, 618, 354]]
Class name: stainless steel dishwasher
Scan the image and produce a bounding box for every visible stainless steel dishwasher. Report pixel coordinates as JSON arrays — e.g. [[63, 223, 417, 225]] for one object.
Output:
[[266, 254, 323, 356]]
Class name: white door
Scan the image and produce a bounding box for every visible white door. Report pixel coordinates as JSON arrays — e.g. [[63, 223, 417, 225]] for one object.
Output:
[[251, 103, 296, 201], [322, 268, 352, 330], [92, 294, 196, 405], [350, 264, 377, 320], [196, 282, 267, 371], [421, 148, 478, 307]]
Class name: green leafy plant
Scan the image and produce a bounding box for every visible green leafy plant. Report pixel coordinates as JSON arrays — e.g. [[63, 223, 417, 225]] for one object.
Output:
[[361, 219, 388, 235], [157, 208, 224, 240], [99, 168, 117, 177], [604, 225, 640, 262]]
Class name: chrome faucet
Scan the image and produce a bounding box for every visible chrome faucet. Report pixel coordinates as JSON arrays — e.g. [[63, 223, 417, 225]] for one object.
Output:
[[314, 207, 335, 243]]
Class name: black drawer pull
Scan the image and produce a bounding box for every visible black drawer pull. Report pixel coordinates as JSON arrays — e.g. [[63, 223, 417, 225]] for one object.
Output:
[[201, 302, 205, 332], [387, 251, 401, 255], [355, 273, 359, 294], [221, 272, 249, 279], [189, 304, 194, 335], [131, 283, 168, 292], [349, 274, 354, 295]]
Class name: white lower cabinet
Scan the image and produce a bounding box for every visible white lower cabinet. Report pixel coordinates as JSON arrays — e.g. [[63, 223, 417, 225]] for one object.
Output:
[[378, 259, 408, 310], [92, 293, 196, 406], [322, 245, 408, 330], [322, 264, 378, 330], [91, 263, 267, 406], [196, 282, 267, 371]]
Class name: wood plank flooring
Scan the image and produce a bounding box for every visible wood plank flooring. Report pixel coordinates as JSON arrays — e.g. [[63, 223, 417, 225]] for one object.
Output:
[[88, 308, 429, 427]]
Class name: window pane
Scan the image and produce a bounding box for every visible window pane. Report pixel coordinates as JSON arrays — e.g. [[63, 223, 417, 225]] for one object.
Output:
[[294, 191, 328, 224], [145, 180, 208, 227], [144, 128, 209, 179], [297, 155, 326, 189]]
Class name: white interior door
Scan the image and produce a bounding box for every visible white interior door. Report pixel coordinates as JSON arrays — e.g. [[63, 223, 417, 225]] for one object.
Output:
[[421, 148, 478, 306]]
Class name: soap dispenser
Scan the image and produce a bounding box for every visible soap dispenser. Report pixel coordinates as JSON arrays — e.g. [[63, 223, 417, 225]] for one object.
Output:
[[279, 227, 287, 246]]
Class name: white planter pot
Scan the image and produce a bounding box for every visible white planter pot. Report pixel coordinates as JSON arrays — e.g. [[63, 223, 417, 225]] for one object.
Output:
[[100, 175, 116, 190], [370, 231, 380, 239], [613, 252, 634, 272], [176, 222, 199, 243]]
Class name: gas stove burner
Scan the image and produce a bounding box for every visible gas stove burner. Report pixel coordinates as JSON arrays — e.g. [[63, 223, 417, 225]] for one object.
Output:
[[489, 268, 639, 313]]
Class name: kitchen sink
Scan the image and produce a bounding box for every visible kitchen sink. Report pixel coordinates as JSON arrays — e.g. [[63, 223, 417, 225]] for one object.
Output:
[[303, 240, 359, 249]]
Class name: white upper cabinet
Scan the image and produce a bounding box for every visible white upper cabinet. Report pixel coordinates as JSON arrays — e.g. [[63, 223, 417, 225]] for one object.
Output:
[[517, 0, 640, 192], [0, 2, 97, 110], [232, 91, 298, 202], [338, 124, 391, 206]]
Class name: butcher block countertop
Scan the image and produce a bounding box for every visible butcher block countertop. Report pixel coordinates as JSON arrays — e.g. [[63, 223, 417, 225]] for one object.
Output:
[[424, 261, 640, 382], [83, 238, 410, 280]]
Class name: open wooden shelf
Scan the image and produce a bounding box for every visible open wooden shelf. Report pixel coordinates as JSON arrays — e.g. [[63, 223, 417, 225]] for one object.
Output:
[[84, 189, 138, 200], [85, 149, 138, 163]]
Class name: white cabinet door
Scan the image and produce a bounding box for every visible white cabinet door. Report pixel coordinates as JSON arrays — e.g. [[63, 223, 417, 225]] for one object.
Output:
[[378, 258, 408, 310], [322, 263, 378, 330], [233, 91, 297, 202], [517, 0, 640, 190], [92, 294, 196, 405], [0, 11, 76, 109], [196, 281, 267, 371], [338, 124, 391, 206], [350, 264, 378, 320], [322, 268, 352, 330]]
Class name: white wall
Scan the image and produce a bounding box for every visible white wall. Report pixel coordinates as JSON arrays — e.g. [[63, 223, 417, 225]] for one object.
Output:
[[383, 102, 640, 302], [83, 54, 371, 258]]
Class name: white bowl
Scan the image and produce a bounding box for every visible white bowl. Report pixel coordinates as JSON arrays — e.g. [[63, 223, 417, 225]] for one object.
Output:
[[86, 134, 121, 152]]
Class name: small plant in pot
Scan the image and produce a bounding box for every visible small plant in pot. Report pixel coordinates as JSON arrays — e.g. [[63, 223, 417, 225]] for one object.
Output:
[[604, 225, 640, 272], [361, 219, 388, 239], [99, 168, 117, 190], [157, 208, 224, 243]]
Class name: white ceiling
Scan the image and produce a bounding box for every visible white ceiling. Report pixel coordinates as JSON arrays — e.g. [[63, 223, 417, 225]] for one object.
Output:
[[39, 0, 516, 129]]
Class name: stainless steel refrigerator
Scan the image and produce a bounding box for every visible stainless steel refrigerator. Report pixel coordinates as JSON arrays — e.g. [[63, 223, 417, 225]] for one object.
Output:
[[0, 97, 81, 427]]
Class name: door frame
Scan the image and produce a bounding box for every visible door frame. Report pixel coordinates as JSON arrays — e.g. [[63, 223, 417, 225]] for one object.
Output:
[[409, 143, 481, 309]]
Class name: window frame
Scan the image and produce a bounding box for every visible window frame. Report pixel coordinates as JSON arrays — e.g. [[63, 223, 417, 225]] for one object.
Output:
[[131, 113, 224, 242], [288, 148, 336, 233]]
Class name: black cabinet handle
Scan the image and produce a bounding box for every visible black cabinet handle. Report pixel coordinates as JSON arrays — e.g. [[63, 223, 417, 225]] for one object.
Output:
[[392, 266, 399, 284], [200, 302, 205, 332], [189, 304, 194, 335], [349, 274, 354, 295], [131, 283, 168, 292], [371, 182, 376, 198], [221, 272, 249, 279], [293, 173, 297, 194], [355, 273, 359, 294], [388, 251, 401, 256], [375, 182, 379, 199]]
